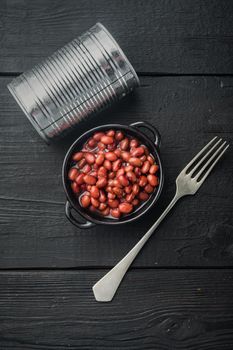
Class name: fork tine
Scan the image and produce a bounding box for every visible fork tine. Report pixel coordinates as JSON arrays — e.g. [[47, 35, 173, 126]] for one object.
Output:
[[189, 138, 222, 176], [183, 136, 218, 173], [197, 143, 229, 185], [194, 140, 227, 180]]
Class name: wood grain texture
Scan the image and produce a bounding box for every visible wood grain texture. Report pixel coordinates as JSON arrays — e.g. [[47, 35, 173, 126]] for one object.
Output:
[[0, 75, 232, 268], [1, 0, 233, 74], [0, 269, 233, 349], [1, 2, 233, 348]]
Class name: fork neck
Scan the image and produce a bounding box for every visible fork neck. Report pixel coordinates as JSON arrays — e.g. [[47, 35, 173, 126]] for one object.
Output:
[[147, 193, 180, 236], [162, 193, 180, 217]]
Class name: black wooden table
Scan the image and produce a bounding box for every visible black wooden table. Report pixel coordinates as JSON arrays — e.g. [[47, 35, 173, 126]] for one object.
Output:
[[1, 1, 233, 349]]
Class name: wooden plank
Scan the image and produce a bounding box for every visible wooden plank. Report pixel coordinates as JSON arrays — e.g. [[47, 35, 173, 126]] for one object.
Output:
[[0, 75, 233, 268], [0, 269, 233, 349], [1, 0, 233, 74]]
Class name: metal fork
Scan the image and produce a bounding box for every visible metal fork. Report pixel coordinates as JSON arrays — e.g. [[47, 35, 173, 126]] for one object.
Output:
[[93, 137, 229, 302]]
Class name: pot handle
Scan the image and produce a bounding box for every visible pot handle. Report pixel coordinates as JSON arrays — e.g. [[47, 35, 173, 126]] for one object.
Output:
[[65, 201, 95, 229], [130, 121, 161, 148]]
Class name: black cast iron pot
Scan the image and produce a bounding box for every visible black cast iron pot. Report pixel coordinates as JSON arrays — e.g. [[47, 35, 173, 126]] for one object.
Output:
[[62, 121, 164, 228]]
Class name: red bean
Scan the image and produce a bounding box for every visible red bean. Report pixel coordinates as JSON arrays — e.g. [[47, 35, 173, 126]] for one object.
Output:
[[93, 132, 105, 141], [141, 160, 150, 174], [80, 195, 90, 208], [72, 152, 83, 161], [83, 174, 96, 185], [108, 199, 119, 208], [106, 129, 115, 137], [114, 148, 121, 157], [131, 146, 144, 157], [85, 152, 95, 164], [132, 183, 140, 195], [116, 168, 125, 177], [113, 187, 123, 197], [102, 207, 110, 216], [140, 155, 147, 162], [111, 208, 121, 218], [88, 138, 96, 148], [126, 171, 137, 182], [71, 182, 80, 194], [147, 174, 159, 186], [90, 186, 99, 199], [82, 164, 91, 174], [96, 177, 107, 189], [108, 179, 115, 187], [99, 190, 107, 203], [97, 142, 105, 150], [121, 151, 130, 162], [118, 175, 129, 187], [108, 179, 119, 187], [91, 197, 99, 208], [145, 184, 154, 193], [119, 202, 133, 214], [129, 157, 142, 167], [134, 167, 141, 177], [130, 139, 139, 148], [98, 166, 107, 178], [112, 159, 122, 172], [120, 138, 129, 150], [78, 158, 86, 169], [124, 165, 134, 172], [99, 203, 107, 211], [132, 198, 139, 206], [108, 192, 116, 199], [147, 155, 154, 165], [125, 185, 132, 194], [96, 153, 105, 166], [150, 164, 159, 174], [138, 192, 149, 201], [106, 186, 114, 193], [75, 173, 85, 185], [113, 179, 122, 187], [68, 168, 78, 181], [126, 193, 135, 202], [108, 171, 115, 179], [91, 171, 98, 178], [115, 131, 124, 141], [104, 160, 112, 171], [101, 135, 114, 145], [105, 152, 117, 161], [139, 175, 147, 187]]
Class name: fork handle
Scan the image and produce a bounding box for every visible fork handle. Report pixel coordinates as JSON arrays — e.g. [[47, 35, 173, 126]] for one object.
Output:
[[92, 194, 180, 302]]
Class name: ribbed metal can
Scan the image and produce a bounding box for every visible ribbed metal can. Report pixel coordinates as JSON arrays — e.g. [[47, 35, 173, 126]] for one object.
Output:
[[8, 23, 139, 142]]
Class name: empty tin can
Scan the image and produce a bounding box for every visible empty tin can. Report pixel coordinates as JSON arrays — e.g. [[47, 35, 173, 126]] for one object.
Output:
[[8, 23, 139, 142]]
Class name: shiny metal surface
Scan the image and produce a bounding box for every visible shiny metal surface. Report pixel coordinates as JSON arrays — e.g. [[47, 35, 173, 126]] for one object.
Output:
[[92, 137, 229, 302], [8, 23, 139, 142]]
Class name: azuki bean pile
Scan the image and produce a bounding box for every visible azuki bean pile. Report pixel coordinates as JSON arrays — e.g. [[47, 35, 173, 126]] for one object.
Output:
[[68, 129, 159, 219]]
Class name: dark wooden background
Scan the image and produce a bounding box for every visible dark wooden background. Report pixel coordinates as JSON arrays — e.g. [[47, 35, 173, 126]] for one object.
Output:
[[0, 0, 233, 349]]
